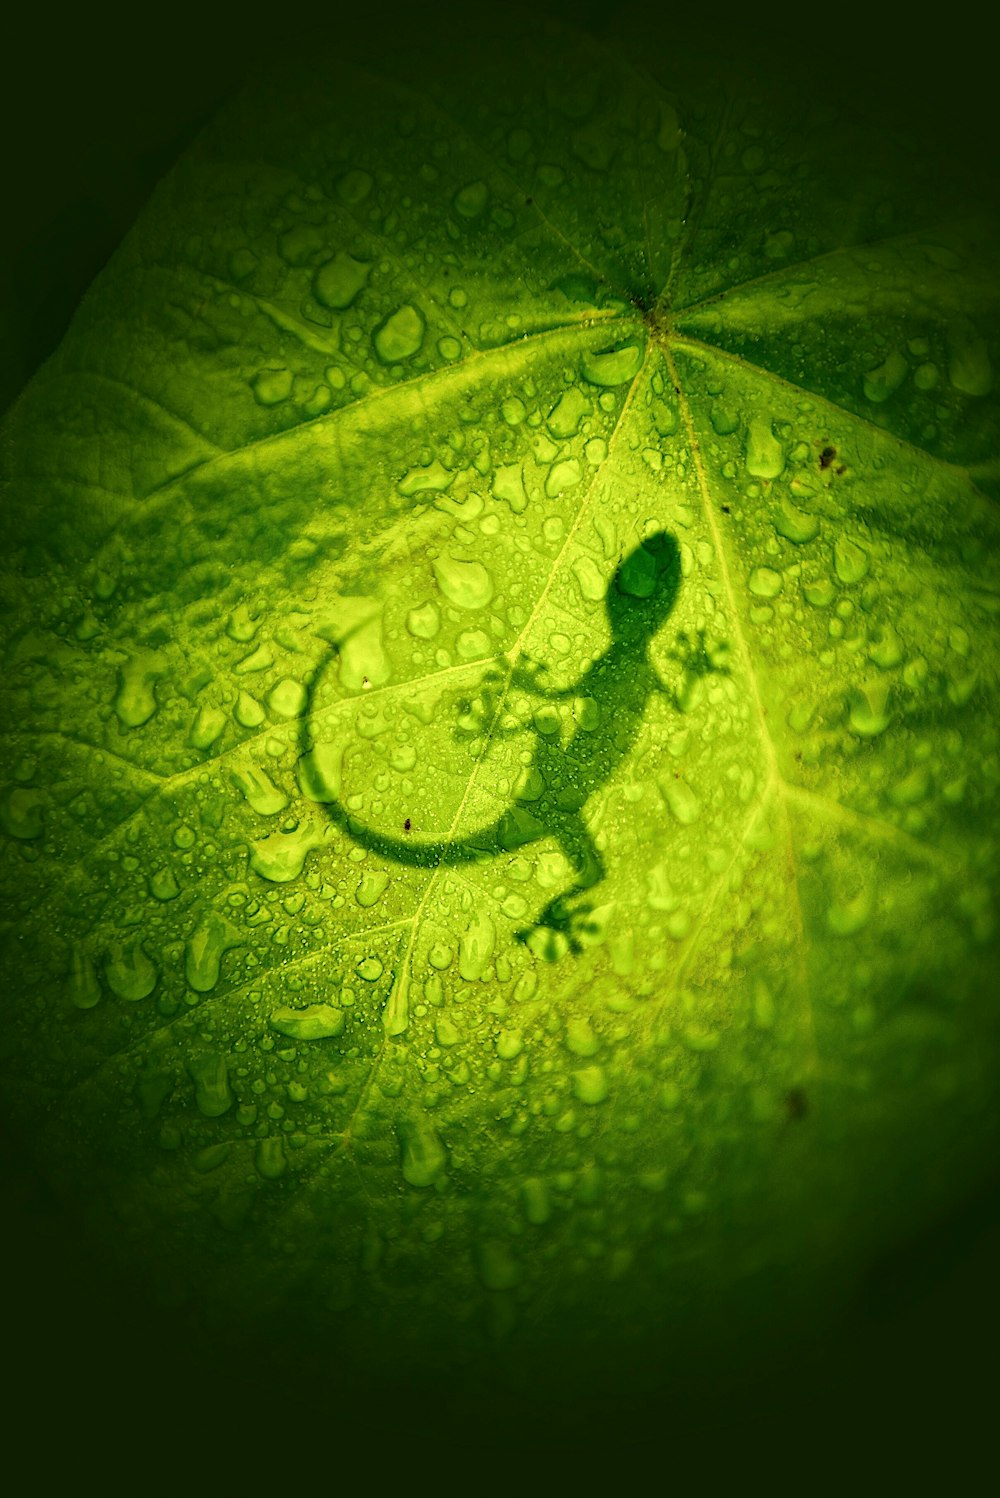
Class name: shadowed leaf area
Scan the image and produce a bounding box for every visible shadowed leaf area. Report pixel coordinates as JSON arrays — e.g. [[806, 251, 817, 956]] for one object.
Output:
[[0, 4, 998, 1405]]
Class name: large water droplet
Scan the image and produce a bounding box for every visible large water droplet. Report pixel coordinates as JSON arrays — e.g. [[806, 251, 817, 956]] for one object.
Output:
[[313, 252, 370, 310], [774, 500, 819, 544], [863, 350, 907, 403], [232, 762, 289, 816], [834, 536, 869, 585], [745, 416, 784, 479], [572, 1065, 609, 1104], [356, 869, 389, 907], [748, 566, 782, 598], [185, 912, 239, 994], [848, 682, 892, 737], [105, 940, 157, 1001], [398, 1117, 447, 1187], [373, 304, 425, 363], [270, 1003, 345, 1040], [114, 658, 159, 728], [433, 555, 494, 609], [188, 1051, 234, 1117], [947, 318, 992, 396], [453, 179, 489, 218], [251, 822, 323, 882], [459, 910, 495, 981], [547, 387, 590, 438], [659, 774, 700, 824], [68, 943, 101, 1009], [581, 343, 642, 386]]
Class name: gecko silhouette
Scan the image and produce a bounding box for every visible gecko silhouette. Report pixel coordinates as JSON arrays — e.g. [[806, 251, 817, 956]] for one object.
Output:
[[314, 530, 681, 952]]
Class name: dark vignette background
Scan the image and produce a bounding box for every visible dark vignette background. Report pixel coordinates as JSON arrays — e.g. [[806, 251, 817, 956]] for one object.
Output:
[[1, 0, 997, 1472]]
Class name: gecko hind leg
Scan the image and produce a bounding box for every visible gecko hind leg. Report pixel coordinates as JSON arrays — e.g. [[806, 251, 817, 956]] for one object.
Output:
[[515, 811, 606, 956]]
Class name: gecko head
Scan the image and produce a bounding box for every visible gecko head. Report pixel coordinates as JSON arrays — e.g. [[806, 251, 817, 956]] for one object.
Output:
[[607, 530, 681, 641]]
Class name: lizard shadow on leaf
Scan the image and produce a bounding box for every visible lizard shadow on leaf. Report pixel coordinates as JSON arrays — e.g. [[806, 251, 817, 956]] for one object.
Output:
[[299, 530, 687, 957]]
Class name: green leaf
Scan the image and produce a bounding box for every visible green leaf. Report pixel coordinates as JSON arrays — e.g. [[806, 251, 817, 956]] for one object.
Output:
[[1, 14, 998, 1391]]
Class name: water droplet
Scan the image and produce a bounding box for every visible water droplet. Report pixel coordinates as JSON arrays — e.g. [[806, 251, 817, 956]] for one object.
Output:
[[188, 705, 226, 751], [251, 368, 293, 406], [863, 350, 907, 403], [453, 179, 489, 218], [947, 318, 992, 396], [803, 576, 836, 608], [188, 1051, 234, 1117], [459, 911, 495, 981], [545, 458, 582, 497], [256, 1136, 286, 1179], [565, 1017, 599, 1057], [266, 678, 307, 719], [492, 463, 528, 513], [251, 822, 323, 882], [236, 642, 275, 675], [313, 252, 370, 310], [456, 628, 491, 660], [336, 169, 372, 205], [433, 555, 493, 609], [390, 743, 417, 773], [114, 658, 159, 728], [572, 1065, 608, 1104], [185, 912, 239, 994], [848, 682, 892, 737], [270, 1003, 345, 1040], [68, 943, 101, 1009], [745, 416, 784, 479], [235, 691, 265, 729], [105, 940, 157, 1001], [496, 1028, 523, 1060], [521, 1177, 551, 1225], [435, 1015, 461, 1047], [868, 628, 903, 669], [0, 786, 44, 840], [193, 1143, 231, 1174], [659, 775, 700, 824], [748, 566, 782, 598], [356, 869, 389, 907], [278, 224, 323, 265], [135, 1071, 173, 1120], [888, 765, 930, 807], [581, 343, 642, 387], [547, 388, 590, 438], [232, 762, 288, 816], [399, 459, 452, 498], [357, 955, 383, 981], [373, 304, 425, 363], [406, 600, 440, 638], [476, 1239, 521, 1290], [834, 537, 870, 584], [774, 500, 819, 544], [914, 362, 939, 391], [398, 1117, 447, 1187]]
